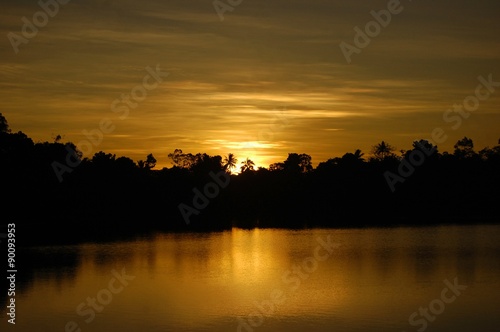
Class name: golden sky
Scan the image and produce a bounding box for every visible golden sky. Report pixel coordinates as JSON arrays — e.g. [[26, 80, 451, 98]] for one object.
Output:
[[1, 0, 499, 168]]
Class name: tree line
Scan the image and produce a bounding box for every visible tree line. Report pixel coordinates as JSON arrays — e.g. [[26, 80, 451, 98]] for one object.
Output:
[[1, 113, 499, 245]]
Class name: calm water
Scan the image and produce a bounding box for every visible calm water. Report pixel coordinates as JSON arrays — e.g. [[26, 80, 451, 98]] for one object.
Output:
[[5, 225, 500, 331]]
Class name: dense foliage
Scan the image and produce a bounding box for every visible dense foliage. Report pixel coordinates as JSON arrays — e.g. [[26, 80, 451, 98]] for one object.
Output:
[[1, 113, 499, 244]]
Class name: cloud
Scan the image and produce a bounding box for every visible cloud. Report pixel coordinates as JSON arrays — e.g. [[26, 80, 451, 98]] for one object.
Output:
[[0, 0, 499, 168]]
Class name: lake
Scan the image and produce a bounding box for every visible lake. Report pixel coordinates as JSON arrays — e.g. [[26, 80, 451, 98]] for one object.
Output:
[[5, 224, 500, 331]]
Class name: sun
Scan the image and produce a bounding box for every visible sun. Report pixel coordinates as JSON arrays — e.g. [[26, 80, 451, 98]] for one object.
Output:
[[222, 140, 278, 174]]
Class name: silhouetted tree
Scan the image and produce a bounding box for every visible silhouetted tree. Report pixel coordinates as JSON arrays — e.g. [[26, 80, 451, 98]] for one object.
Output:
[[315, 157, 340, 172], [401, 140, 439, 160], [168, 149, 196, 168], [51, 134, 62, 143], [92, 151, 116, 165], [2, 112, 499, 241], [340, 149, 365, 165], [414, 139, 437, 153], [115, 156, 137, 170], [372, 141, 396, 160], [269, 162, 284, 171], [0, 113, 10, 134], [0, 130, 33, 157], [146, 153, 157, 169], [223, 153, 238, 173], [283, 153, 312, 174], [454, 136, 475, 159], [139, 153, 157, 170], [478, 140, 500, 162], [240, 157, 255, 173], [190, 153, 223, 174]]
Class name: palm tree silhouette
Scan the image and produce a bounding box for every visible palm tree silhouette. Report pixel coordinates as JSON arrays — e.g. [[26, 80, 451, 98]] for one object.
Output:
[[372, 141, 395, 160], [223, 153, 238, 173], [240, 157, 255, 173], [340, 149, 365, 166], [353, 149, 364, 161]]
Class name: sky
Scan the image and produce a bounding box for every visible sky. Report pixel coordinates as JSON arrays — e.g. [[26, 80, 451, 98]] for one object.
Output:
[[1, 0, 499, 169]]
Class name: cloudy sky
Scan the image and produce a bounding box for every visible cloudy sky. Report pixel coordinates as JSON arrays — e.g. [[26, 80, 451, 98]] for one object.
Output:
[[1, 0, 499, 168]]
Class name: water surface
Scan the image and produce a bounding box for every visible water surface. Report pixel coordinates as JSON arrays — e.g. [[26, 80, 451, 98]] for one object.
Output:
[[6, 224, 500, 331]]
